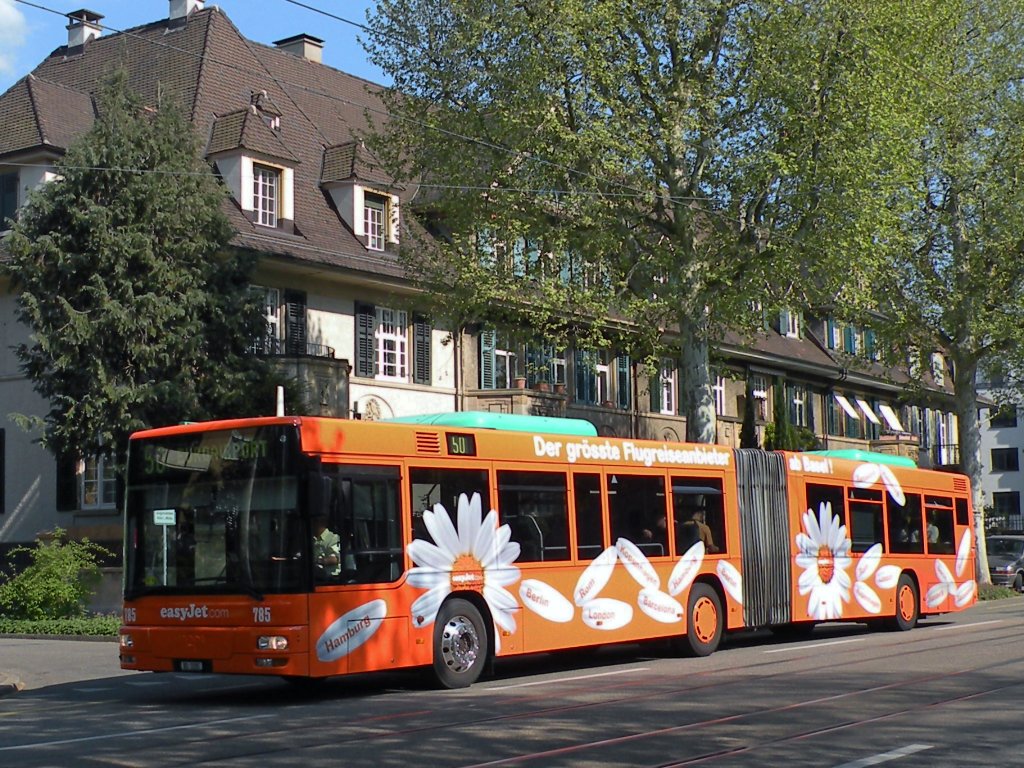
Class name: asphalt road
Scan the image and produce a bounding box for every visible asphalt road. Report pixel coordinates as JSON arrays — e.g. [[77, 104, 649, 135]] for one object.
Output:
[[1, 598, 1022, 767]]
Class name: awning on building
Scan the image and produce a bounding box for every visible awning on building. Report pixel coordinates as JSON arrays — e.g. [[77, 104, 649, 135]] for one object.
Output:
[[877, 403, 905, 432], [834, 393, 860, 419], [856, 398, 882, 425]]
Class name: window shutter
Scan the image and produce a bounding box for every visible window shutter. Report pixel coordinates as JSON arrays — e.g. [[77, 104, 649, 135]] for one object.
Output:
[[826, 319, 837, 349], [575, 351, 594, 404], [617, 356, 631, 410], [55, 452, 78, 512], [479, 330, 496, 389], [649, 368, 662, 412], [864, 329, 877, 360], [354, 302, 375, 378], [283, 290, 307, 356], [843, 326, 857, 354], [412, 314, 432, 384]]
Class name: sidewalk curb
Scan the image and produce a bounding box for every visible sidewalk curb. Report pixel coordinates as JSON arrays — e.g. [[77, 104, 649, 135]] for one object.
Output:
[[0, 675, 25, 698]]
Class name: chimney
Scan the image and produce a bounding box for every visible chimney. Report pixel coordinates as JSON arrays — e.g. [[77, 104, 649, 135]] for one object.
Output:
[[274, 34, 325, 64], [66, 9, 102, 49], [169, 0, 205, 21]]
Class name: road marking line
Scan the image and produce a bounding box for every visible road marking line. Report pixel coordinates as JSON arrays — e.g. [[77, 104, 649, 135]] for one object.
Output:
[[765, 638, 864, 654], [0, 714, 274, 752], [489, 668, 649, 691], [832, 743, 933, 767], [933, 619, 1004, 631]]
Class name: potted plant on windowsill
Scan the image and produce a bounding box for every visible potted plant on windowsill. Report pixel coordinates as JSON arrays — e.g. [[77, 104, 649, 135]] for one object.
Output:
[[514, 375, 527, 389]]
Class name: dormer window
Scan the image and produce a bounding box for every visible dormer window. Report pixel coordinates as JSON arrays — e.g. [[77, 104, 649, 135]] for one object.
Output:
[[364, 193, 386, 251], [253, 164, 279, 227], [207, 107, 297, 233], [320, 142, 403, 252]]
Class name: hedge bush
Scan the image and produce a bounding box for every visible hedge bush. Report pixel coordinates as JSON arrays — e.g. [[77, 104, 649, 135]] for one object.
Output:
[[0, 528, 114, 620], [0, 615, 120, 636]]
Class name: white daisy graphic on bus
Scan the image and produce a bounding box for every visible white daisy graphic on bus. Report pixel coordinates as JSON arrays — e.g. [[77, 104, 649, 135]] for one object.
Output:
[[796, 502, 853, 620], [406, 493, 522, 640], [853, 462, 906, 506]]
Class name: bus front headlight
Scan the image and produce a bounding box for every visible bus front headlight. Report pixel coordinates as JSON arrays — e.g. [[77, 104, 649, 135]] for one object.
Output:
[[257, 635, 288, 651]]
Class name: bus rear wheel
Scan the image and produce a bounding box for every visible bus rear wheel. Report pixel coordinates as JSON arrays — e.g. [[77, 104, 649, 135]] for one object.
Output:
[[432, 598, 489, 689], [681, 583, 723, 657], [886, 574, 919, 631]]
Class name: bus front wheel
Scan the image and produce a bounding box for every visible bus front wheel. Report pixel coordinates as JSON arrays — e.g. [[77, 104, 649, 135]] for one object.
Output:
[[432, 598, 489, 689], [681, 583, 723, 657]]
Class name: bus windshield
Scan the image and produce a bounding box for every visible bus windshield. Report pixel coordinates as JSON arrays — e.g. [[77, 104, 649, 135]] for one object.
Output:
[[124, 424, 307, 598]]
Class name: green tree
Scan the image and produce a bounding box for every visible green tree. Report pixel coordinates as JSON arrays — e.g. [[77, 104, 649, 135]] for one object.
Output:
[[873, 1, 1024, 583], [4, 72, 270, 462], [365, 0, 940, 442]]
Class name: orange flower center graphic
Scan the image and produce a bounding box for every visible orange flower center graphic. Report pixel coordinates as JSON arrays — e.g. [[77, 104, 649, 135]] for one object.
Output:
[[449, 553, 485, 591], [817, 546, 835, 584]]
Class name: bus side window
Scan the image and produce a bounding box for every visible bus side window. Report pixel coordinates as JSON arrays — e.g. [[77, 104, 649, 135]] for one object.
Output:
[[408, 467, 491, 544], [806, 484, 846, 530], [573, 473, 605, 561], [848, 487, 884, 553], [497, 470, 569, 563], [671, 477, 725, 557], [330, 465, 401, 584], [887, 493, 924, 554], [608, 473, 668, 557], [925, 496, 955, 554], [955, 497, 969, 527]]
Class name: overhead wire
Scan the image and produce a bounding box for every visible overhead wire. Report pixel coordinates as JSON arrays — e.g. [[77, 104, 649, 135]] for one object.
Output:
[[11, 0, 672, 206]]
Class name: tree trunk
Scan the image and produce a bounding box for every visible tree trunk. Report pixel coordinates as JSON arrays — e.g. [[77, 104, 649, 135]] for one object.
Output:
[[953, 355, 990, 584], [679, 309, 717, 444]]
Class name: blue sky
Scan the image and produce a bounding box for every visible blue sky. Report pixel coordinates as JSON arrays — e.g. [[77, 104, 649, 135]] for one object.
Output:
[[0, 0, 388, 94]]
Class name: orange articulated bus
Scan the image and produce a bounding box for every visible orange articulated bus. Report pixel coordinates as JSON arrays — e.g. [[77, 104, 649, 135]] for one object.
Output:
[[119, 413, 977, 688]]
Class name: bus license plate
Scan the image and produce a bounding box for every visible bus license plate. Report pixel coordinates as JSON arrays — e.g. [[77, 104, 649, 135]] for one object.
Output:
[[178, 660, 207, 673]]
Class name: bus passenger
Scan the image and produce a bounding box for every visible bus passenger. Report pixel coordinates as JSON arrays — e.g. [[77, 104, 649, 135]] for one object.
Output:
[[679, 508, 719, 554], [313, 514, 342, 579]]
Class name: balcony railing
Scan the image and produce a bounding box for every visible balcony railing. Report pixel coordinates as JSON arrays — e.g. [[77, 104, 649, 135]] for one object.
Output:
[[929, 442, 960, 467], [250, 336, 335, 359]]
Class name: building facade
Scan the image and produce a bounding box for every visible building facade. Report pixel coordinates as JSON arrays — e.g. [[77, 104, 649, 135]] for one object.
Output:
[[0, 2, 960, 551]]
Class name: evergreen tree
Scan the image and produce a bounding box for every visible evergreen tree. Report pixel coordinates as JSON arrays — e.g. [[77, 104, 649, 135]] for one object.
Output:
[[739, 379, 759, 449], [765, 377, 798, 451], [4, 71, 269, 462]]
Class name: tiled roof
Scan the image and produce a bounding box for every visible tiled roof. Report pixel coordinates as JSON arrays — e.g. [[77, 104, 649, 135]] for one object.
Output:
[[1, 7, 406, 280], [0, 75, 95, 158], [207, 107, 299, 163], [321, 141, 397, 187]]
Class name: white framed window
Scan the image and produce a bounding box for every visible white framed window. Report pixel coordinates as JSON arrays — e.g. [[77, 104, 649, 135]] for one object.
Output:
[[249, 286, 280, 353], [495, 343, 517, 389], [750, 374, 768, 421], [782, 310, 801, 338], [375, 307, 408, 380], [596, 359, 610, 403], [660, 360, 676, 415], [713, 374, 726, 416], [253, 164, 279, 227], [791, 384, 808, 427], [80, 454, 116, 509], [931, 353, 946, 387], [550, 352, 566, 385], [364, 194, 386, 251]]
